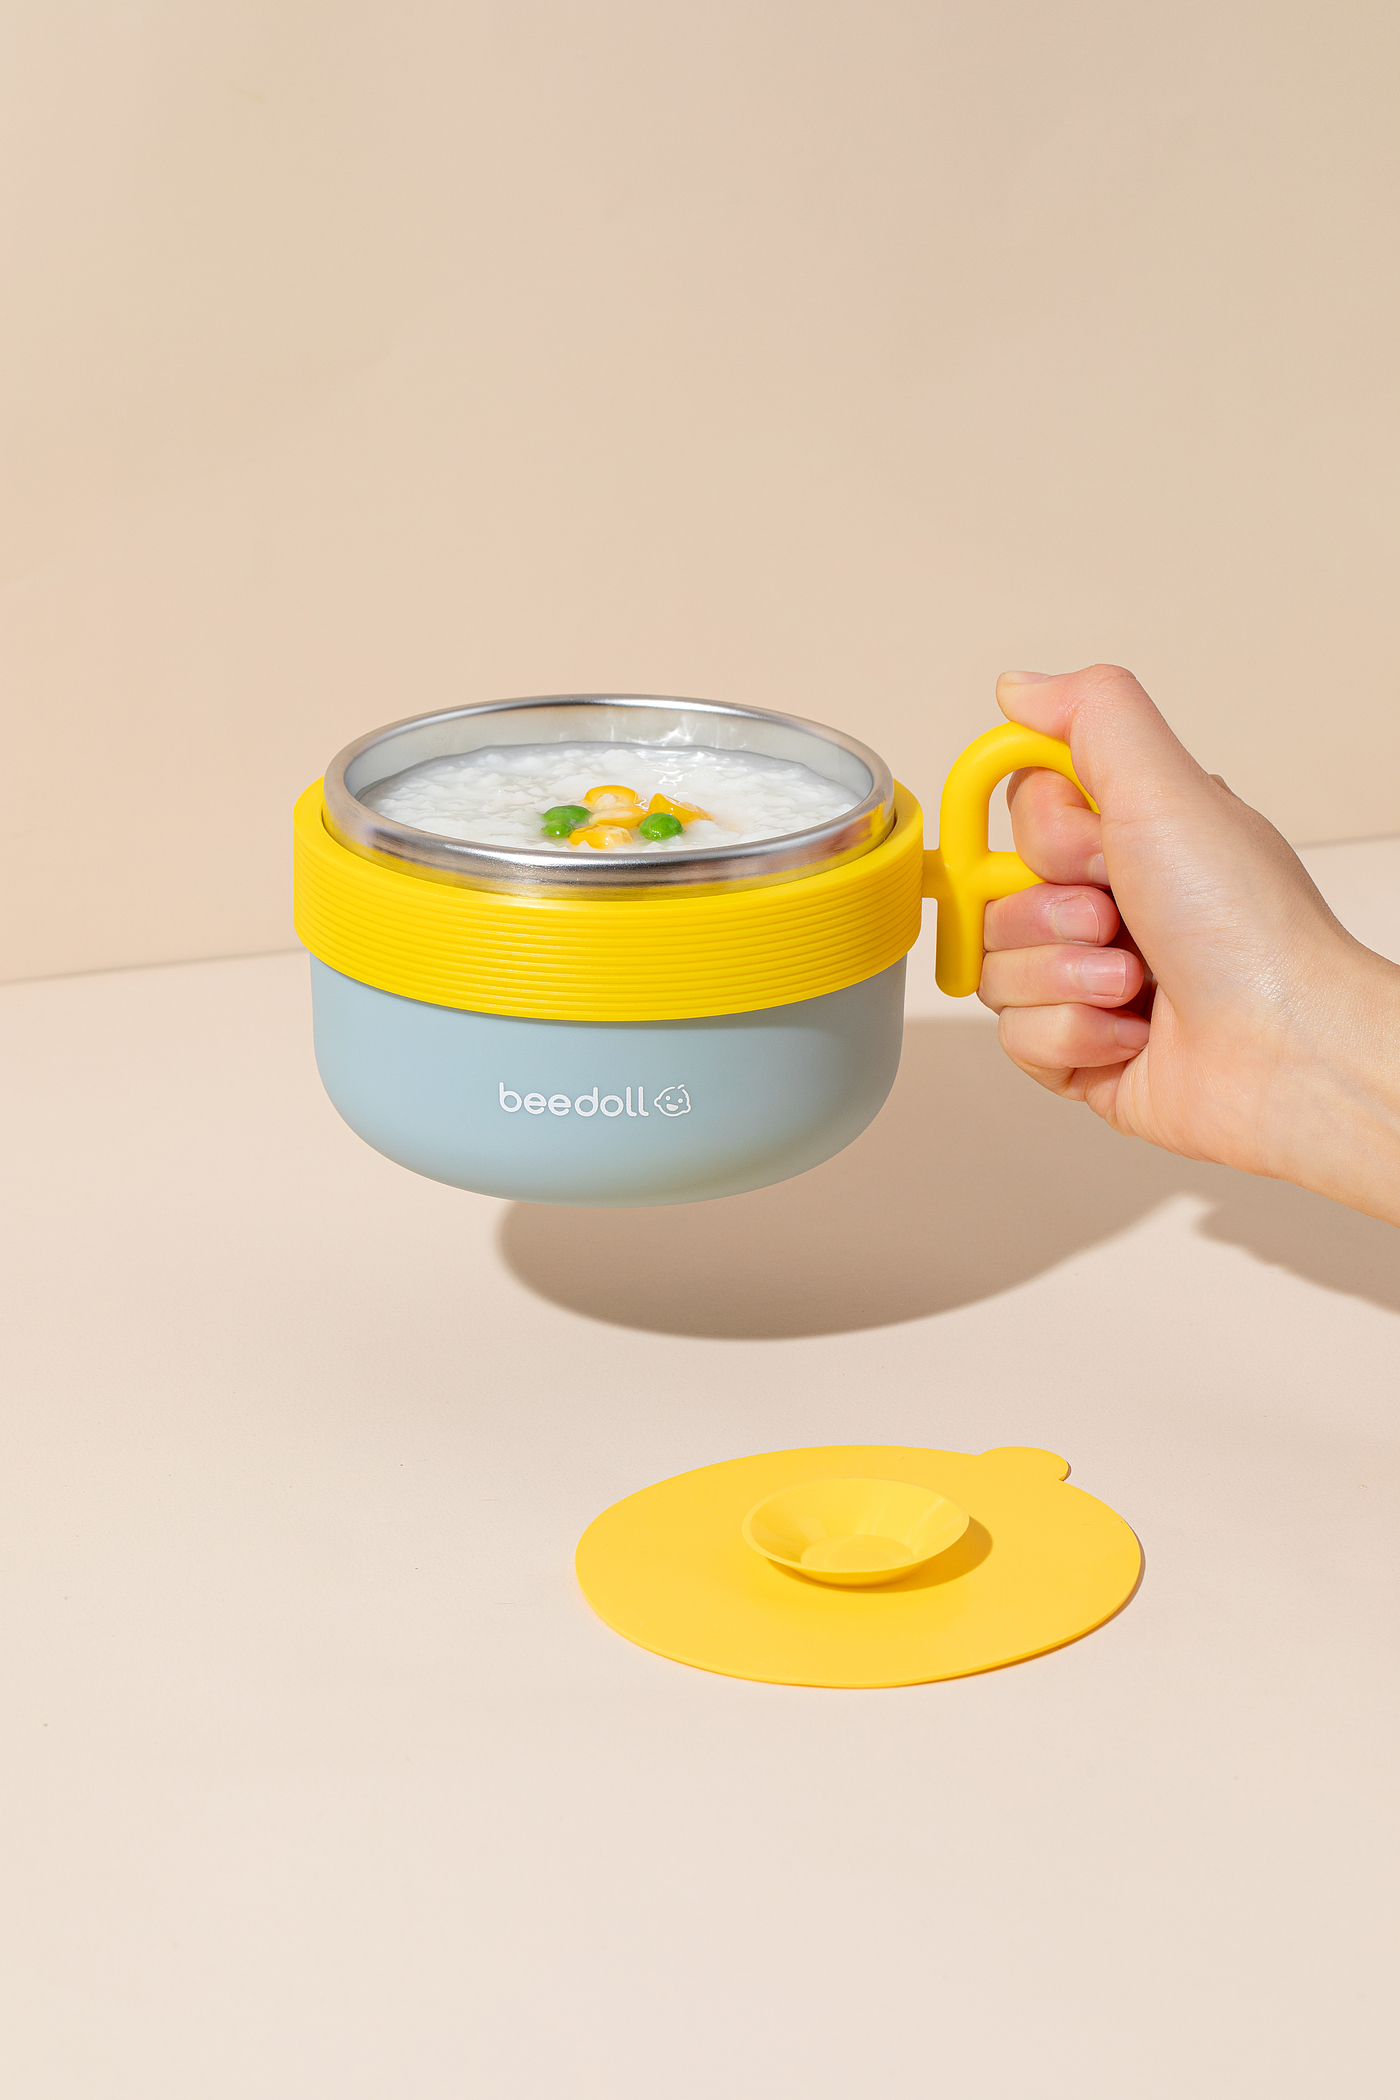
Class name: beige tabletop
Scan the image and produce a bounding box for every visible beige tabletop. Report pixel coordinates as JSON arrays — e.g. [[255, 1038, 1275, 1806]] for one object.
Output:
[[4, 840, 1398, 2099]]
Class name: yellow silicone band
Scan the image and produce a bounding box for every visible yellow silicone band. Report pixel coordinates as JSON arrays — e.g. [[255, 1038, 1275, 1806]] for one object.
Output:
[[921, 724, 1094, 997], [293, 781, 925, 1022]]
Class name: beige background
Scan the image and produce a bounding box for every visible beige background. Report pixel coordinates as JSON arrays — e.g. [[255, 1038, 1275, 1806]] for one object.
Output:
[[3, 0, 1398, 983]]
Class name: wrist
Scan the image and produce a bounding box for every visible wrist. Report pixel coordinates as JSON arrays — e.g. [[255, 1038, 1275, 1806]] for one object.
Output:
[[1281, 940, 1400, 1225]]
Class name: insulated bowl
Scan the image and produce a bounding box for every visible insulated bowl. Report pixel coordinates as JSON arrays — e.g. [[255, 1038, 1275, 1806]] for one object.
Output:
[[293, 691, 1088, 1206]]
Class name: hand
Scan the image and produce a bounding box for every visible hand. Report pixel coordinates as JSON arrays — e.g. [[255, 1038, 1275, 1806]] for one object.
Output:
[[979, 664, 1400, 1225]]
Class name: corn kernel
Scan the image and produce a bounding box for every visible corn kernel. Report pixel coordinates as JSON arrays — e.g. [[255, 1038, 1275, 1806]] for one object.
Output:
[[570, 822, 635, 850], [647, 792, 711, 824]]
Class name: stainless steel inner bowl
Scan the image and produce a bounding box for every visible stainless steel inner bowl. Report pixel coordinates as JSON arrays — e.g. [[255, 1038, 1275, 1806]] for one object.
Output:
[[323, 693, 896, 895]]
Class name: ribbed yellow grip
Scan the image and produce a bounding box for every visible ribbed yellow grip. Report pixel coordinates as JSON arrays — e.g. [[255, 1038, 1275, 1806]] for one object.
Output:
[[293, 782, 925, 1022]]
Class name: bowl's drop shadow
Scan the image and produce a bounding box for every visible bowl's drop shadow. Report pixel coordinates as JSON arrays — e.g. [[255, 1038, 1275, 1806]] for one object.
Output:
[[498, 1019, 1400, 1338]]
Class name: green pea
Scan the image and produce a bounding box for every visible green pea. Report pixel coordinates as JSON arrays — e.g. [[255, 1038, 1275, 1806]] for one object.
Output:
[[638, 811, 684, 841], [541, 804, 591, 837]]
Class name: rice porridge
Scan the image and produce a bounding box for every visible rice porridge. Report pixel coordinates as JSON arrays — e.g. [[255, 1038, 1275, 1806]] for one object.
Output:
[[361, 742, 860, 854]]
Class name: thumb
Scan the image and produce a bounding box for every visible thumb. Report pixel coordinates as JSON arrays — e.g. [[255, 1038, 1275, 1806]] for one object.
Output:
[[995, 663, 1214, 823]]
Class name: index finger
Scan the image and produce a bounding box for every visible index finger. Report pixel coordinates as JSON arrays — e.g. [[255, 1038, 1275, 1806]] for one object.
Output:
[[1005, 766, 1106, 885]]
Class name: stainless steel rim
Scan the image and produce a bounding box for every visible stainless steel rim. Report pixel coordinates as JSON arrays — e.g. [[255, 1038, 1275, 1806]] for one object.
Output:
[[322, 693, 896, 895]]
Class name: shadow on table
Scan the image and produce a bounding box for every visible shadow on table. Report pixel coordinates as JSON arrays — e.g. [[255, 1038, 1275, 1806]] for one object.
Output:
[[498, 1019, 1400, 1338]]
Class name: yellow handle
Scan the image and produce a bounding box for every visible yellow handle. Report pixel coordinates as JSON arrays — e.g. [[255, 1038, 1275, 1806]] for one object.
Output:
[[921, 723, 1095, 997]]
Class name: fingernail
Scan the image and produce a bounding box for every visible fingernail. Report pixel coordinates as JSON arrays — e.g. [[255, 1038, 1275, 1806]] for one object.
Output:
[[1087, 852, 1108, 884], [999, 670, 1054, 685], [1051, 896, 1101, 943], [1076, 949, 1128, 995], [1114, 1015, 1151, 1050]]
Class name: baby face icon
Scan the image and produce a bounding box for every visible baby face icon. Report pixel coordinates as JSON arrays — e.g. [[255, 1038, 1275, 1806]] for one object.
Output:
[[653, 1084, 691, 1117]]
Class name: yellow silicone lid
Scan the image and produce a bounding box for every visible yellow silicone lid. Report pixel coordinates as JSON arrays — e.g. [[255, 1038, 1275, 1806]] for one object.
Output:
[[576, 1445, 1141, 1689]]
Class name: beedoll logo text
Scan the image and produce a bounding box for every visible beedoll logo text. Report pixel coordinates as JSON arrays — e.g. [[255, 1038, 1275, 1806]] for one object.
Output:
[[499, 1083, 691, 1119]]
